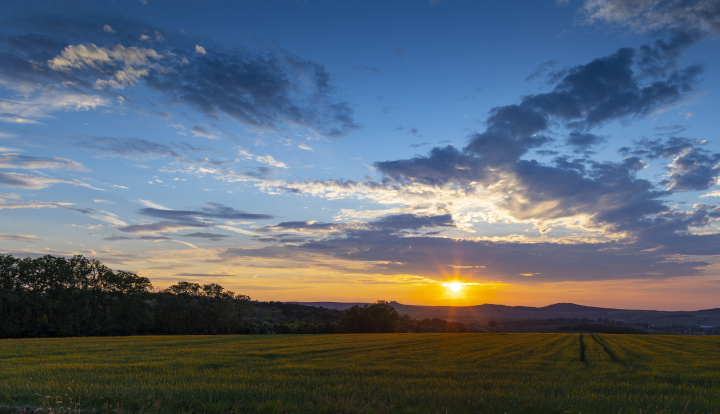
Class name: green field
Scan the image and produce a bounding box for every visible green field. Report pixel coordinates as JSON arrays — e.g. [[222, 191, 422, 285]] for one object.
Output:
[[2, 334, 720, 414]]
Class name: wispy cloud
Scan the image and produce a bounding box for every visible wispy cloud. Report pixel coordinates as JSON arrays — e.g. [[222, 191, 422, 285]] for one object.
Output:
[[0, 172, 99, 189]]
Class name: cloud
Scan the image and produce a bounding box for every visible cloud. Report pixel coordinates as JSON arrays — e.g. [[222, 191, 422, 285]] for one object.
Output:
[[0, 89, 109, 123], [104, 234, 171, 241], [117, 220, 206, 234], [566, 131, 606, 152], [116, 203, 274, 235], [48, 43, 163, 88], [369, 45, 703, 234], [258, 214, 455, 239], [65, 207, 127, 226], [238, 149, 288, 168], [103, 25, 116, 34], [248, 30, 720, 283], [222, 234, 707, 282], [190, 126, 217, 139], [178, 232, 231, 241], [526, 60, 559, 81], [0, 200, 74, 209], [582, 0, 720, 35], [0, 17, 360, 138], [0, 172, 97, 189], [0, 153, 89, 171], [78, 136, 203, 159], [622, 137, 720, 192], [139, 202, 274, 221], [142, 42, 360, 137], [0, 234, 42, 242]]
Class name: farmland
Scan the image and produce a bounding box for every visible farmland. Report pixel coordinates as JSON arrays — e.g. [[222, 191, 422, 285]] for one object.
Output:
[[2, 334, 720, 414]]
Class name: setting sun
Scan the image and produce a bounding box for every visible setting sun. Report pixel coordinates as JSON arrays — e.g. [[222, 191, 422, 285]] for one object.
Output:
[[449, 282, 462, 293]]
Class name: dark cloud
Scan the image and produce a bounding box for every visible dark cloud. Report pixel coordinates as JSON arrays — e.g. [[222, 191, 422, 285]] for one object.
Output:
[[638, 30, 703, 77], [353, 65, 380, 73], [524, 47, 700, 130], [190, 126, 216, 139], [144, 44, 360, 137], [370, 213, 454, 230], [117, 221, 207, 234], [262, 221, 338, 232], [117, 203, 273, 234], [526, 60, 559, 82], [566, 131, 605, 148], [375, 44, 703, 233], [409, 142, 431, 148], [0, 10, 360, 138], [622, 137, 720, 192], [258, 214, 455, 239], [139, 202, 274, 221], [222, 234, 708, 282], [103, 235, 134, 241], [178, 232, 231, 241]]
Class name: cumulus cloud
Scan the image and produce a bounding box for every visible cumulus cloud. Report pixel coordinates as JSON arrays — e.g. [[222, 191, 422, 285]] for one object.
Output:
[[241, 28, 720, 283], [48, 43, 163, 88]]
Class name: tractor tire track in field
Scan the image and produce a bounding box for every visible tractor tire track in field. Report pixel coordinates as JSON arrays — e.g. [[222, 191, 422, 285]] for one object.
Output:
[[591, 334, 624, 364], [579, 334, 586, 364]]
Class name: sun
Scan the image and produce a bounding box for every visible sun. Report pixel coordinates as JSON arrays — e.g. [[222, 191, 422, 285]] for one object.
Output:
[[448, 282, 462, 292]]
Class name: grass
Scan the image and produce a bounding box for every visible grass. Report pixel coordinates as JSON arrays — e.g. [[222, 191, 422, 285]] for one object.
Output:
[[1, 333, 720, 413]]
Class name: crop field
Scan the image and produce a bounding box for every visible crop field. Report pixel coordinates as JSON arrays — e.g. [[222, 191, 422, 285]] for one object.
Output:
[[2, 334, 720, 414]]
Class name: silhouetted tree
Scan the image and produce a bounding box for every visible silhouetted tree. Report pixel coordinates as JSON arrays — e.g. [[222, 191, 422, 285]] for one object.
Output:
[[339, 300, 399, 333]]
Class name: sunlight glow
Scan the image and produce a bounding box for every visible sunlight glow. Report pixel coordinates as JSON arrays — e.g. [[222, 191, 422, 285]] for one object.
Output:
[[449, 282, 462, 292]]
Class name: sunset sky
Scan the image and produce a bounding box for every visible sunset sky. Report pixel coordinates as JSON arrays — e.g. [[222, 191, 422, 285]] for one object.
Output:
[[2, 0, 720, 310]]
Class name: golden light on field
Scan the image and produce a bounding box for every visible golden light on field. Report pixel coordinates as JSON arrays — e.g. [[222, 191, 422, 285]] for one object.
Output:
[[448, 282, 462, 292]]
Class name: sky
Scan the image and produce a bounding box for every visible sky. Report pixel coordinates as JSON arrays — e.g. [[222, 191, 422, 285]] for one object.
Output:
[[2, 0, 720, 310]]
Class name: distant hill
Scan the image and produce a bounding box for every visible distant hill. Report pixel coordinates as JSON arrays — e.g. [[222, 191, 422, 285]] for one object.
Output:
[[287, 302, 369, 311], [538, 303, 616, 312], [290, 301, 720, 331]]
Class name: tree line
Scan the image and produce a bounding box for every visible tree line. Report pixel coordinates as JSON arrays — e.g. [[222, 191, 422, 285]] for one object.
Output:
[[0, 254, 470, 338]]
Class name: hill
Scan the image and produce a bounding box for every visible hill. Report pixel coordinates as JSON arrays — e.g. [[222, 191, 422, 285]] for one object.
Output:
[[292, 301, 720, 334]]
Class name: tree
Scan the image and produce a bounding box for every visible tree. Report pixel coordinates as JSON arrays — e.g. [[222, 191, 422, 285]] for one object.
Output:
[[339, 300, 399, 333]]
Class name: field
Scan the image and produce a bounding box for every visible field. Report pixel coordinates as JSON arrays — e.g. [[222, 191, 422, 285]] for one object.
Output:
[[2, 334, 720, 414]]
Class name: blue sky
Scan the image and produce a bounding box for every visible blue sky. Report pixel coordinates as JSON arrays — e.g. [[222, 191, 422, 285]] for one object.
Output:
[[2, 0, 720, 310]]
